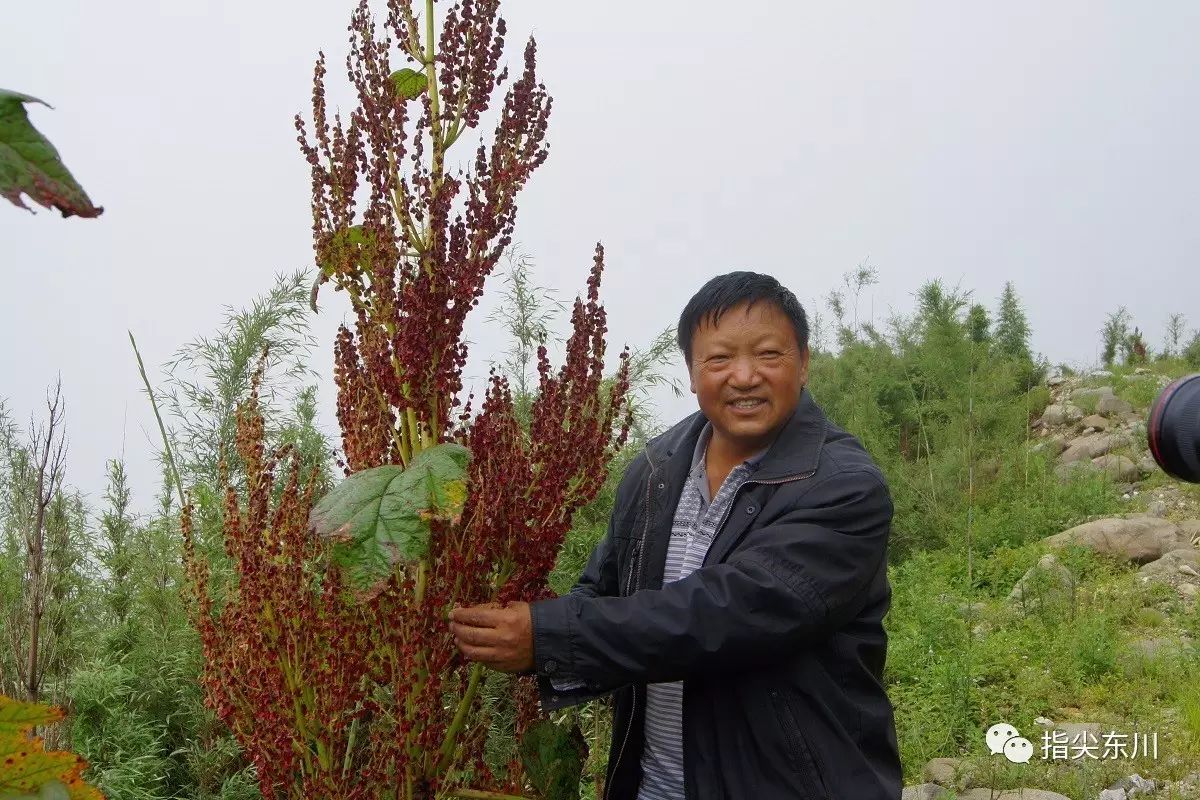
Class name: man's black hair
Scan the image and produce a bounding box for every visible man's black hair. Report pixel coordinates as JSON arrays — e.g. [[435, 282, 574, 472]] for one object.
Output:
[[677, 272, 808, 369]]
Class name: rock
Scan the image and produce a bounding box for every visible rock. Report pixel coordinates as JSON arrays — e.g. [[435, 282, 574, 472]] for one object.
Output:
[[1109, 773, 1158, 796], [1071, 385, 1115, 402], [1092, 454, 1140, 482], [1139, 548, 1200, 579], [1056, 460, 1097, 481], [1181, 520, 1200, 545], [1080, 413, 1111, 430], [1087, 369, 1114, 378], [1034, 435, 1070, 456], [1047, 374, 1066, 387], [1097, 395, 1135, 416], [1138, 549, 1200, 598], [1099, 789, 1128, 800], [1009, 554, 1076, 606], [1035, 718, 1103, 742], [1059, 431, 1132, 464], [921, 758, 959, 787], [1138, 455, 1159, 476], [1041, 403, 1084, 426], [1044, 517, 1188, 563], [902, 785, 949, 800], [1146, 500, 1168, 517], [959, 791, 1071, 800]]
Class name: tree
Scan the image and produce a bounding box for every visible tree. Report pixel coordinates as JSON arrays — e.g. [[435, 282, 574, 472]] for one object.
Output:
[[1121, 326, 1149, 365], [163, 269, 322, 493], [2, 380, 68, 702], [1162, 313, 1187, 359], [992, 282, 1031, 362], [1100, 307, 1131, 366], [966, 304, 990, 345], [1184, 331, 1200, 369], [98, 459, 137, 655], [825, 262, 878, 350]]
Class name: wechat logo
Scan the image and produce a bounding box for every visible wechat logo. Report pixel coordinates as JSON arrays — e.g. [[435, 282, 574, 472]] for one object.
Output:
[[986, 722, 1034, 764]]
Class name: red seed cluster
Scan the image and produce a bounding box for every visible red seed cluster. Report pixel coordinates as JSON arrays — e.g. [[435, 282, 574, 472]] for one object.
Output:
[[183, 377, 376, 797], [185, 1, 637, 797]]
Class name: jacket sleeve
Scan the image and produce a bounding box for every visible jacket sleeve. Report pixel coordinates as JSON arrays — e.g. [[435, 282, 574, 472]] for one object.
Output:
[[529, 467, 892, 693]]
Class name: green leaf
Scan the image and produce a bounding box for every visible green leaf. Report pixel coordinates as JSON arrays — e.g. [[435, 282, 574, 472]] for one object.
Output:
[[390, 68, 428, 101], [519, 719, 587, 800], [309, 443, 470, 589], [0, 696, 101, 800], [0, 90, 102, 218], [317, 224, 373, 278], [0, 697, 61, 737]]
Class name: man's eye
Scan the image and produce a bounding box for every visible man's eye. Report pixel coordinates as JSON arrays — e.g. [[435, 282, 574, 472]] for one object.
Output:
[[708, 355, 729, 364], [759, 351, 780, 358]]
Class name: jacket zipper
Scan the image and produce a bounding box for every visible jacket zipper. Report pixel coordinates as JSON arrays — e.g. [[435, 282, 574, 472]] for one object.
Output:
[[682, 468, 816, 800], [607, 455, 817, 800]]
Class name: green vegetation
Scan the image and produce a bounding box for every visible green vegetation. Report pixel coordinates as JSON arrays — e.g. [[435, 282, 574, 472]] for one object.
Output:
[[3, 257, 1198, 798]]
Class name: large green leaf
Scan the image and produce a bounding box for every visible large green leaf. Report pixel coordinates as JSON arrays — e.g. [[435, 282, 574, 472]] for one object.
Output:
[[390, 68, 428, 101], [519, 719, 587, 800], [0, 696, 102, 800], [0, 90, 102, 218], [309, 443, 470, 589]]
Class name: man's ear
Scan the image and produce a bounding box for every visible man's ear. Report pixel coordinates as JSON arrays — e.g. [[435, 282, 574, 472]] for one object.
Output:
[[798, 345, 811, 386]]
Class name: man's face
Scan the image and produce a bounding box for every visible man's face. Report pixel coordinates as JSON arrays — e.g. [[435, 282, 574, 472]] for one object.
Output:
[[687, 300, 809, 458]]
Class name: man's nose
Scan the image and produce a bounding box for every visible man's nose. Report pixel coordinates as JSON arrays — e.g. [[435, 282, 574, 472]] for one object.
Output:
[[730, 356, 762, 386]]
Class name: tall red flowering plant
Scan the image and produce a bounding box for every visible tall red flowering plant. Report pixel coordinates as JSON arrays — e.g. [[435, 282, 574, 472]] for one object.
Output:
[[181, 0, 633, 798]]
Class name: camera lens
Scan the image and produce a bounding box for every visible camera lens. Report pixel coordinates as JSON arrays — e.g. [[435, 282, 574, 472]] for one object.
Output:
[[1147, 373, 1200, 483]]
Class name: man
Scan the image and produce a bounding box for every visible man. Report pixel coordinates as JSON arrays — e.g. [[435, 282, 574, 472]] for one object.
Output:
[[450, 272, 902, 799]]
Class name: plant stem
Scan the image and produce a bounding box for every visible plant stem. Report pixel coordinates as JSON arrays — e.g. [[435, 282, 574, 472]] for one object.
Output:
[[433, 661, 484, 776], [129, 331, 186, 511]]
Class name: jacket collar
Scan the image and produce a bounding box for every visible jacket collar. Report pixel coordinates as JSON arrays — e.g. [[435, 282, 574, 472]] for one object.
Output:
[[644, 387, 827, 482]]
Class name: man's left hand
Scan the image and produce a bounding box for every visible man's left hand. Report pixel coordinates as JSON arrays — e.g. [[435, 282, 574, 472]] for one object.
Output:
[[449, 601, 534, 674]]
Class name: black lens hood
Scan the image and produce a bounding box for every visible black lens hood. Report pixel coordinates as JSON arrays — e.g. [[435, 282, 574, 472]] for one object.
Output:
[[1147, 373, 1200, 483]]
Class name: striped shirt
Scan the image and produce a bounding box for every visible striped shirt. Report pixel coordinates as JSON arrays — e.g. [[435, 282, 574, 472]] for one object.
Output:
[[637, 421, 772, 800]]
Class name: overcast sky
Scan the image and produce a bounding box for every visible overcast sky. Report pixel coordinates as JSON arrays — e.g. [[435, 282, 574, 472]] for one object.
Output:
[[3, 1, 1198, 515]]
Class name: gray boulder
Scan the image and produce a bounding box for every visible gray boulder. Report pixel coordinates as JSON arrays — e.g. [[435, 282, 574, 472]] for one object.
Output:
[[1097, 394, 1135, 416], [1071, 385, 1115, 402], [1044, 517, 1188, 563], [1009, 553, 1075, 606], [1138, 548, 1200, 587], [1059, 431, 1132, 464], [1109, 774, 1159, 797], [1092, 454, 1140, 482], [902, 784, 950, 800], [1042, 403, 1084, 426], [1080, 413, 1110, 431], [921, 757, 960, 787]]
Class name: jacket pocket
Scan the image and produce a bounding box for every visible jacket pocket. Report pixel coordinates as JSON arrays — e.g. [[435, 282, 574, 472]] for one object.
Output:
[[769, 689, 829, 800]]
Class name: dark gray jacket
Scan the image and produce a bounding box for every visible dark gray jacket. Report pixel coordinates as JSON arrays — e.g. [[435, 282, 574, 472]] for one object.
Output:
[[529, 389, 902, 800]]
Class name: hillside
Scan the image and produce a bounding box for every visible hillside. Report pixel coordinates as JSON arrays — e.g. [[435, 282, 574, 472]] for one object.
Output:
[[895, 365, 1200, 800]]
